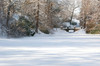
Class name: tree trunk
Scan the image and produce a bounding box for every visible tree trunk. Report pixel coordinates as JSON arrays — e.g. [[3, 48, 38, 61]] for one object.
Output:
[[70, 9, 74, 25], [6, 0, 12, 28], [35, 0, 39, 33], [47, 0, 53, 29], [83, 16, 87, 29], [6, 9, 10, 28]]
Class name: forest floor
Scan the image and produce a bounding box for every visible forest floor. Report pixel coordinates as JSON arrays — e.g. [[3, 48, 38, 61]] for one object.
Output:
[[0, 29, 100, 66]]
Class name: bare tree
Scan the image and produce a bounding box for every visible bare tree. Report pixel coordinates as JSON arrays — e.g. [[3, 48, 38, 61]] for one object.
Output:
[[68, 0, 79, 24], [80, 0, 100, 33], [60, 0, 79, 23]]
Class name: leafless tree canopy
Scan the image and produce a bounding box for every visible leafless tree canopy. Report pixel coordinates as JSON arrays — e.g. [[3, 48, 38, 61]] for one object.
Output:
[[80, 0, 100, 33], [0, 0, 100, 37]]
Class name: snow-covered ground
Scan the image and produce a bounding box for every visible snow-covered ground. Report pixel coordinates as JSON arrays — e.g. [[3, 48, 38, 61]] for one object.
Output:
[[0, 29, 100, 66]]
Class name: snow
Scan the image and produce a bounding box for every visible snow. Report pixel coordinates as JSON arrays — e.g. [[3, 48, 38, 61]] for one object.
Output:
[[74, 8, 80, 15], [0, 25, 7, 38], [0, 29, 100, 66], [72, 19, 80, 24], [72, 19, 80, 27], [74, 29, 86, 34], [13, 14, 19, 20], [69, 30, 74, 33], [63, 22, 70, 27], [63, 19, 80, 28]]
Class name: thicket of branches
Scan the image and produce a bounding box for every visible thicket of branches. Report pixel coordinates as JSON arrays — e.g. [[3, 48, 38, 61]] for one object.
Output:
[[0, 0, 80, 38], [80, 0, 100, 34], [1, 0, 99, 38]]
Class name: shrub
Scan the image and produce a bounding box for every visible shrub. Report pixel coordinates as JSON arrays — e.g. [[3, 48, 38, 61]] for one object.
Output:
[[40, 29, 49, 34], [39, 26, 50, 34], [90, 24, 100, 34], [90, 30, 100, 34], [9, 16, 35, 37]]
